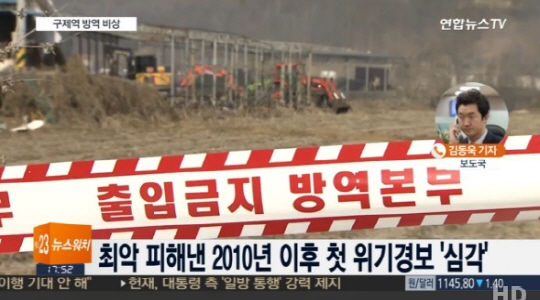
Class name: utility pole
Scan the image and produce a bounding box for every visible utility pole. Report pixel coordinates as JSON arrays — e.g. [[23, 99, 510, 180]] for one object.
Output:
[[170, 34, 175, 103], [15, 0, 27, 47]]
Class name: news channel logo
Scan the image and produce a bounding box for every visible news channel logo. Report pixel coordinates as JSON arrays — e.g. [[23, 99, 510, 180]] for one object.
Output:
[[434, 82, 509, 144], [33, 223, 92, 275]]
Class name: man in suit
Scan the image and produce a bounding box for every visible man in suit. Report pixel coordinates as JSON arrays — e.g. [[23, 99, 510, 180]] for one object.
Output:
[[448, 89, 503, 144]]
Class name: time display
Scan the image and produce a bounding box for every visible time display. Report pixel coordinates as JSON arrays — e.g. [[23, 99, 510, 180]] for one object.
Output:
[[36, 264, 85, 276], [50, 265, 73, 275]]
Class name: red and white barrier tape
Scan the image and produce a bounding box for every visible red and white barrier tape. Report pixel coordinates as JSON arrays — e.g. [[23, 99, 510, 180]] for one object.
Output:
[[0, 135, 539, 254], [0, 135, 537, 183]]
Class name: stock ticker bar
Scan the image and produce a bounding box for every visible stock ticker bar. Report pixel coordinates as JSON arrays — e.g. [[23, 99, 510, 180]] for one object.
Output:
[[2, 275, 538, 292], [0, 275, 404, 291], [407, 275, 540, 291]]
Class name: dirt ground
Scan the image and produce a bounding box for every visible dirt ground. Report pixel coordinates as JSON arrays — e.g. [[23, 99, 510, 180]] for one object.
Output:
[[1, 79, 540, 274]]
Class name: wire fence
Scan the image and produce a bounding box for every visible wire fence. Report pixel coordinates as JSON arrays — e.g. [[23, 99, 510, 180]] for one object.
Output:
[[2, 10, 403, 118], [55, 28, 402, 110]]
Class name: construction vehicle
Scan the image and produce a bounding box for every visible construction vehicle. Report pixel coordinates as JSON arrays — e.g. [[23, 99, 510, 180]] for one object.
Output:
[[273, 63, 351, 114], [179, 64, 243, 101], [103, 45, 173, 96], [103, 45, 134, 78], [131, 55, 172, 96]]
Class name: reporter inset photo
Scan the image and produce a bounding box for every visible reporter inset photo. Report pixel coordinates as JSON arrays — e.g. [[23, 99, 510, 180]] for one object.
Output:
[[435, 82, 509, 144]]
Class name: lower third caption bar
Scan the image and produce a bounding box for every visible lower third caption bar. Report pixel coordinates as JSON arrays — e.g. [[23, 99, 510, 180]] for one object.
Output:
[[0, 276, 404, 291]]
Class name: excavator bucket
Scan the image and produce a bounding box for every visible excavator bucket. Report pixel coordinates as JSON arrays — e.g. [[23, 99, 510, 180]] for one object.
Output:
[[331, 99, 352, 114]]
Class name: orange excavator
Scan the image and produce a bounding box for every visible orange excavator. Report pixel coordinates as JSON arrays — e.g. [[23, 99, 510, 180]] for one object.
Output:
[[179, 65, 243, 101], [272, 63, 351, 114]]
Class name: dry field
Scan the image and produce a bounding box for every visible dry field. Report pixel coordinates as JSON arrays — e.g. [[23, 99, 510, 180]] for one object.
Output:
[[1, 64, 539, 274]]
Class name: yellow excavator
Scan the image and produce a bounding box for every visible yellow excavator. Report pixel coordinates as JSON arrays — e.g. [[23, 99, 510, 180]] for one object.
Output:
[[105, 45, 172, 95], [131, 55, 172, 95]]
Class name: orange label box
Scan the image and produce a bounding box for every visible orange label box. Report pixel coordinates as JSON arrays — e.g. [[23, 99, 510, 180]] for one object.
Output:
[[445, 144, 505, 158], [33, 223, 92, 265]]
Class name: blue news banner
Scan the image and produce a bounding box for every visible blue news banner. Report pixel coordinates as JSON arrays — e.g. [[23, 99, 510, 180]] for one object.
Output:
[[1, 240, 538, 291]]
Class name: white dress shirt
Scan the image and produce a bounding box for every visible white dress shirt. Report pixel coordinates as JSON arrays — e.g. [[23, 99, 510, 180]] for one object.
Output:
[[467, 128, 488, 144]]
